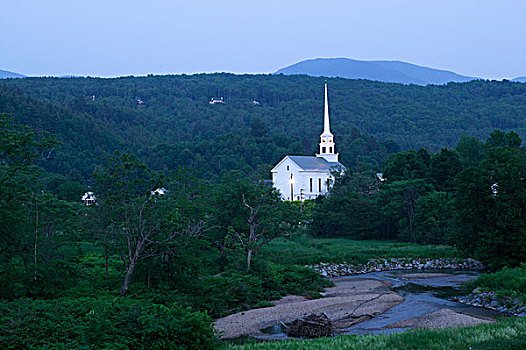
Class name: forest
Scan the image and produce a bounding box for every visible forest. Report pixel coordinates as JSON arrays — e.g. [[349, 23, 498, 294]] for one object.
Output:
[[0, 74, 525, 181], [0, 75, 525, 349]]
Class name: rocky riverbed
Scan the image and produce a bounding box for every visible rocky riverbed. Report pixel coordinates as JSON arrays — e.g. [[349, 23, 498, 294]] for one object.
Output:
[[452, 289, 526, 317], [215, 271, 498, 340], [215, 277, 404, 339], [307, 258, 484, 277]]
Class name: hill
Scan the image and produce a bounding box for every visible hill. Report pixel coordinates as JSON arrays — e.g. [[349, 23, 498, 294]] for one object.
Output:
[[276, 58, 475, 85], [0, 69, 25, 79], [0, 74, 525, 180], [513, 76, 526, 83]]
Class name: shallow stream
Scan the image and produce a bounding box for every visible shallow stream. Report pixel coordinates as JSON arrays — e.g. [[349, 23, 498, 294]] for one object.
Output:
[[262, 270, 509, 337], [340, 270, 508, 335]]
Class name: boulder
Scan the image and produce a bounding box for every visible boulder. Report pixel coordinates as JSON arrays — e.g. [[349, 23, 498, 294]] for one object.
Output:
[[286, 313, 333, 338]]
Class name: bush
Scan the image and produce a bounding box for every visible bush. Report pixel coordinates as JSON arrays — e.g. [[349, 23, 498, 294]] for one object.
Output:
[[469, 264, 526, 301], [269, 264, 332, 296], [0, 297, 217, 349]]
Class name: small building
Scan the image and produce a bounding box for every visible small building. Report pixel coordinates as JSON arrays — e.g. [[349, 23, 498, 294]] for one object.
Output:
[[271, 84, 345, 201], [81, 192, 97, 206], [150, 187, 168, 196], [209, 97, 224, 104]]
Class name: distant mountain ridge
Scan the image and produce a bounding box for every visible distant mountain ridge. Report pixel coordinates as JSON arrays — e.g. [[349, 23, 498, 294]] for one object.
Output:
[[512, 77, 526, 83], [276, 58, 476, 85], [0, 69, 25, 79]]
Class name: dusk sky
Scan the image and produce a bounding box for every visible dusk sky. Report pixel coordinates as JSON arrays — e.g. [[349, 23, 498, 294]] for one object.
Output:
[[1, 0, 525, 79]]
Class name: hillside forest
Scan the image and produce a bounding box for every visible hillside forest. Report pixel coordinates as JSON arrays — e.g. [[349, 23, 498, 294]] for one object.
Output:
[[0, 74, 525, 349]]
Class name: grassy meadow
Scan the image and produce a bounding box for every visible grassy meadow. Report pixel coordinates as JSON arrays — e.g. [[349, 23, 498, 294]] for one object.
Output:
[[260, 235, 463, 266], [469, 264, 526, 301], [224, 317, 526, 350]]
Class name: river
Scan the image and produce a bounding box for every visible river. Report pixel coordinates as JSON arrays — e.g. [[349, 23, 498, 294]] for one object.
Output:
[[259, 269, 509, 338]]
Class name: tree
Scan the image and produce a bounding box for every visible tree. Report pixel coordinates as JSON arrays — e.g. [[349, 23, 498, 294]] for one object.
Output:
[[0, 115, 82, 298], [93, 153, 207, 295], [212, 173, 290, 270], [455, 132, 526, 268], [383, 150, 430, 181], [429, 148, 462, 192], [455, 135, 484, 168], [309, 168, 383, 239], [378, 179, 434, 242]]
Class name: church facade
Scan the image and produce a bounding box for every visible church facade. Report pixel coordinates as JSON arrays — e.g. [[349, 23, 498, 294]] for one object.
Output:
[[271, 84, 345, 201]]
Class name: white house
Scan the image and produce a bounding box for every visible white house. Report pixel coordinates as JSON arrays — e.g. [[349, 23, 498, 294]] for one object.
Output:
[[209, 97, 224, 104], [271, 84, 345, 201], [81, 191, 97, 206]]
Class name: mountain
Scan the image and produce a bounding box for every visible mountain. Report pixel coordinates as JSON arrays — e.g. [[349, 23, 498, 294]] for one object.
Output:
[[512, 77, 526, 83], [275, 58, 476, 85], [0, 69, 25, 79]]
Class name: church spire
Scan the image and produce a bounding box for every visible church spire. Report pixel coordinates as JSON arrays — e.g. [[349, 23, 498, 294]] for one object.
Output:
[[323, 83, 332, 136], [317, 83, 338, 162]]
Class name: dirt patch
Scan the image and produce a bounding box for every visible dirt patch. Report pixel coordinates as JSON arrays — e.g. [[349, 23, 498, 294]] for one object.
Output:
[[385, 308, 493, 329], [214, 278, 403, 339]]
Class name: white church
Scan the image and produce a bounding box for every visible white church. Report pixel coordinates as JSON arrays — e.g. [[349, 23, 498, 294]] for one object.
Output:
[[271, 84, 345, 201]]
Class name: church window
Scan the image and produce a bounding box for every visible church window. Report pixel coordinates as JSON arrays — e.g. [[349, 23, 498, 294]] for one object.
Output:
[[287, 165, 289, 171], [318, 178, 322, 192], [322, 147, 326, 153], [310, 178, 313, 192], [329, 147, 333, 153]]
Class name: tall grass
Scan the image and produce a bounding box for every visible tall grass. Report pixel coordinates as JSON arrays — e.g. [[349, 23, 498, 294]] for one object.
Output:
[[224, 317, 526, 350], [259, 236, 463, 265], [470, 264, 526, 300]]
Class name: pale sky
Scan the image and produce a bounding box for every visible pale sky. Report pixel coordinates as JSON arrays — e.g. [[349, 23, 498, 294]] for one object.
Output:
[[1, 0, 525, 79]]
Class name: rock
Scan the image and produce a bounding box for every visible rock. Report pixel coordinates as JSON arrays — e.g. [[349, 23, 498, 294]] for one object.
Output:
[[286, 313, 334, 338]]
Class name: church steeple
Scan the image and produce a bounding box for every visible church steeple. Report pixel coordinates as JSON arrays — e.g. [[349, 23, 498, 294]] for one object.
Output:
[[323, 83, 332, 136], [317, 83, 339, 162]]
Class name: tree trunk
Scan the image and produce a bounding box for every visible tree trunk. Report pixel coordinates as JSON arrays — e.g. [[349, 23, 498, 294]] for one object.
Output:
[[247, 248, 253, 271], [119, 260, 136, 296], [104, 233, 109, 280], [34, 203, 39, 282]]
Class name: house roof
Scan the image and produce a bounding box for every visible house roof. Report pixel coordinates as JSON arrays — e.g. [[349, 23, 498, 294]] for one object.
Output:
[[288, 156, 344, 172]]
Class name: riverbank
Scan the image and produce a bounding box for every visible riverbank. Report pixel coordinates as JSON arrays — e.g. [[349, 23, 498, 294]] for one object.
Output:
[[307, 258, 484, 277], [224, 317, 526, 350], [215, 277, 403, 339], [454, 290, 526, 316], [453, 264, 526, 317], [216, 271, 495, 340]]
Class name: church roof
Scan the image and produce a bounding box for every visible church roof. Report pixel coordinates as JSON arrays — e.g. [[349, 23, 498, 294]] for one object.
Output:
[[288, 156, 344, 171]]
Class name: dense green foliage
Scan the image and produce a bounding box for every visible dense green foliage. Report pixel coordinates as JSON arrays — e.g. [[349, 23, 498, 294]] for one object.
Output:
[[0, 297, 216, 349], [0, 116, 333, 348], [225, 317, 526, 350], [469, 264, 526, 302], [1, 75, 525, 348], [310, 130, 526, 269], [1, 75, 525, 181]]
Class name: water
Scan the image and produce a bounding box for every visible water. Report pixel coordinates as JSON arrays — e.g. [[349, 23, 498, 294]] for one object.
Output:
[[258, 270, 510, 338], [340, 270, 508, 335]]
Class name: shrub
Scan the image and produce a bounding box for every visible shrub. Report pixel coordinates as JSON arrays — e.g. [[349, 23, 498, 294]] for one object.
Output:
[[0, 297, 217, 349]]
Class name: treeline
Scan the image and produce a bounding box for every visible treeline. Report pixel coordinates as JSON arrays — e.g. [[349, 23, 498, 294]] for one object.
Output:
[[311, 130, 526, 268], [1, 74, 525, 181], [0, 115, 327, 348], [0, 83, 395, 181]]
